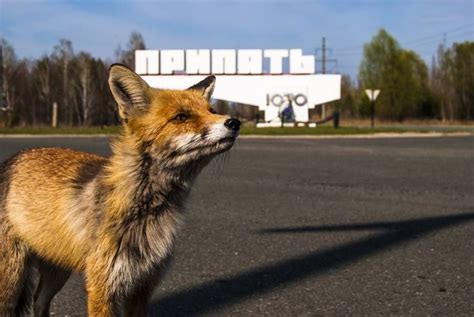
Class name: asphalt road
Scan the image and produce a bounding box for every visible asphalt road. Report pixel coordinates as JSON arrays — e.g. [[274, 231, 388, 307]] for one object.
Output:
[[1, 136, 473, 316]]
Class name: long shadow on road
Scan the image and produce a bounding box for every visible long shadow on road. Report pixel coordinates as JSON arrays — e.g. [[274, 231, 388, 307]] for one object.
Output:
[[150, 212, 474, 316]]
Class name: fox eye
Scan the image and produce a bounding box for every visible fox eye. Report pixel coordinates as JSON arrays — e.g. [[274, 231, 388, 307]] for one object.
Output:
[[173, 113, 189, 122], [209, 108, 217, 114]]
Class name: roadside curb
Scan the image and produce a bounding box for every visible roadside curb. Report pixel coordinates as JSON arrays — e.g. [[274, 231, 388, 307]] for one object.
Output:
[[239, 132, 473, 139]]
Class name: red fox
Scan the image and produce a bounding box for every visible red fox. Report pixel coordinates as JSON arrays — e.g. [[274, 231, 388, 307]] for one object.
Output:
[[0, 64, 240, 316]]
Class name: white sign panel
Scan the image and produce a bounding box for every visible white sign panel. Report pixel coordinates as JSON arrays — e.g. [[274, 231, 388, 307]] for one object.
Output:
[[136, 49, 341, 122], [365, 89, 380, 101]]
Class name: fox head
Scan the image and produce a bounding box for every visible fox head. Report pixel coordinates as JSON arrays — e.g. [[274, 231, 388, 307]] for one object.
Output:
[[108, 64, 240, 169]]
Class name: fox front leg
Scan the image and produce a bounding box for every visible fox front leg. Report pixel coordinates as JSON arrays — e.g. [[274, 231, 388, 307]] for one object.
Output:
[[122, 285, 153, 317], [85, 279, 116, 317], [85, 255, 117, 317]]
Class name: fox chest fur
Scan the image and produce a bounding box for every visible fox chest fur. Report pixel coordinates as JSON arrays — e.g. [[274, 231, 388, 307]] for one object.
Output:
[[95, 152, 193, 296]]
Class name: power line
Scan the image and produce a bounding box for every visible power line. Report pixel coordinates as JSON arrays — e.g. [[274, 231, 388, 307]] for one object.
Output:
[[403, 23, 472, 45], [407, 30, 472, 48], [330, 23, 473, 53], [321, 24, 473, 77], [332, 30, 472, 59], [332, 45, 364, 52]]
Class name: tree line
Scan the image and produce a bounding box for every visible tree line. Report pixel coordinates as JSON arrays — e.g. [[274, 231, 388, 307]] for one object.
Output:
[[0, 32, 145, 127], [0, 30, 473, 127], [336, 29, 473, 122]]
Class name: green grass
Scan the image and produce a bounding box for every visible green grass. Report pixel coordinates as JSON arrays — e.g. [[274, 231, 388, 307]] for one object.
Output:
[[240, 126, 402, 135], [0, 125, 470, 136]]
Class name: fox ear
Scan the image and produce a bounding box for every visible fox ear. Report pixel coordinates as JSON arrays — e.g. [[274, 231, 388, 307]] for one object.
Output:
[[187, 75, 216, 101], [108, 63, 150, 121]]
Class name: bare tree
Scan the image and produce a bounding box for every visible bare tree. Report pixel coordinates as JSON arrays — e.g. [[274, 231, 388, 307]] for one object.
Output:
[[0, 38, 18, 126], [77, 52, 93, 125], [430, 42, 474, 121], [115, 32, 146, 69], [34, 56, 52, 123], [53, 39, 74, 125]]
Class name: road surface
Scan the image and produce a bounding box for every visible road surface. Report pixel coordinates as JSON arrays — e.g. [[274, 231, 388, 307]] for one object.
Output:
[[0, 136, 473, 316]]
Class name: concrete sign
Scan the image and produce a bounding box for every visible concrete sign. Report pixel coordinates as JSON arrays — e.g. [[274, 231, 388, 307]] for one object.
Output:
[[136, 49, 341, 123]]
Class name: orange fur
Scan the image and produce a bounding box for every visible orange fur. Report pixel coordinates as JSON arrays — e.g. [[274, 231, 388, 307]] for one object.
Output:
[[0, 64, 240, 316]]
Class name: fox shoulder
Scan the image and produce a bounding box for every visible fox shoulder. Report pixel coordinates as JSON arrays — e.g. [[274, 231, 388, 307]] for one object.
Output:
[[7, 147, 107, 189]]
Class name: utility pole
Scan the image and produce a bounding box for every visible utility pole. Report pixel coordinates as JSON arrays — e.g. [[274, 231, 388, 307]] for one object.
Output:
[[0, 43, 7, 127], [322, 37, 326, 75], [321, 37, 326, 119], [0, 43, 4, 111], [63, 47, 69, 126], [52, 102, 58, 128], [315, 37, 336, 119]]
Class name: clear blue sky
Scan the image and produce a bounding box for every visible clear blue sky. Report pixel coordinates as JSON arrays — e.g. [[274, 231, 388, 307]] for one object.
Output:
[[1, 0, 472, 77]]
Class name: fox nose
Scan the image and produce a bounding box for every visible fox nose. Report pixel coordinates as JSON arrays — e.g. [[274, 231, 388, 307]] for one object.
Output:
[[224, 118, 241, 131]]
